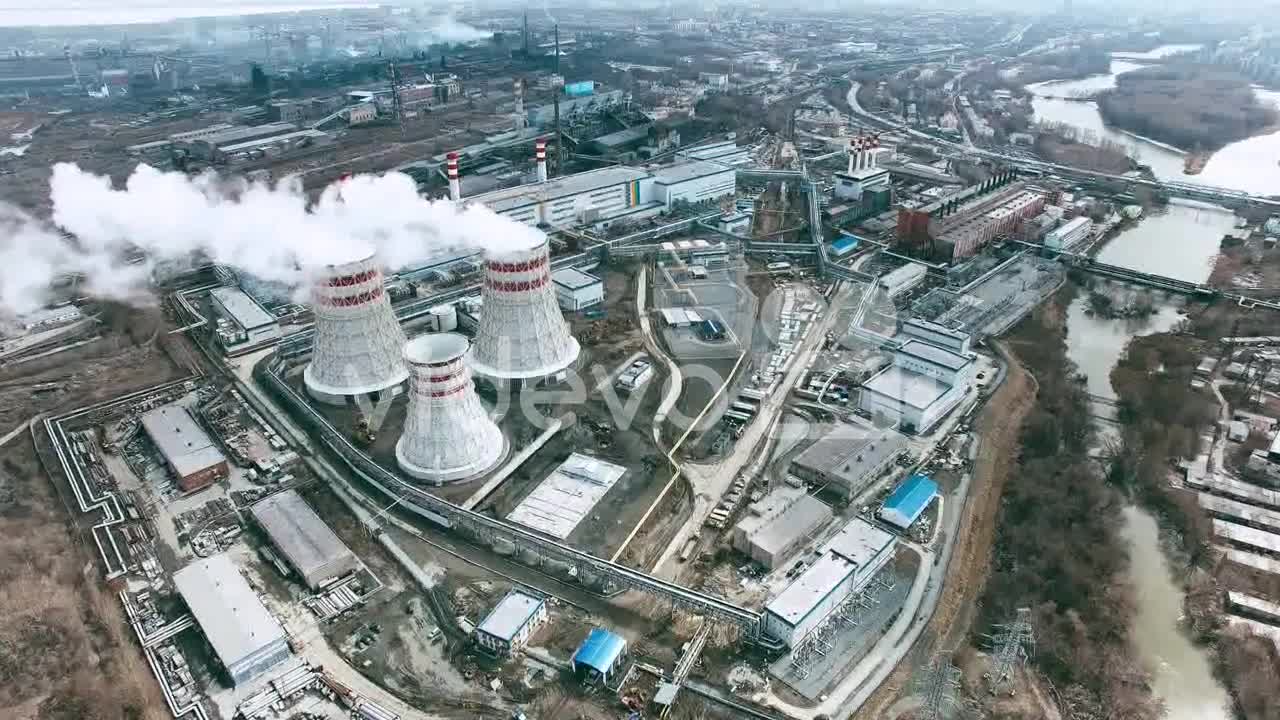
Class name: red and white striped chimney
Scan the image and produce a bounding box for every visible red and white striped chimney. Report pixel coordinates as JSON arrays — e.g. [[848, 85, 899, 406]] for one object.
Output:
[[535, 139, 548, 182], [447, 151, 461, 201]]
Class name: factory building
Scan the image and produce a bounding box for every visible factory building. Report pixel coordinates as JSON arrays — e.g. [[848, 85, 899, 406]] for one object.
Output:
[[250, 489, 358, 590], [1044, 216, 1093, 251], [551, 268, 604, 311], [895, 175, 1042, 262], [474, 166, 657, 229], [732, 486, 833, 569], [210, 286, 280, 348], [217, 129, 332, 164], [878, 474, 939, 530], [174, 554, 290, 685], [859, 340, 976, 434], [140, 405, 229, 492], [570, 628, 629, 684], [676, 139, 752, 167], [526, 89, 624, 127], [935, 188, 1044, 260], [507, 453, 626, 538], [899, 318, 971, 355], [877, 263, 927, 298], [474, 590, 548, 657], [650, 161, 737, 210], [181, 122, 298, 161], [789, 426, 907, 500], [762, 518, 896, 648]]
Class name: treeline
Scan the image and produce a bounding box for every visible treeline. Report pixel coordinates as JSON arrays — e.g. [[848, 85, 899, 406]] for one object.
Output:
[[1017, 44, 1113, 85], [977, 293, 1160, 720], [1097, 64, 1278, 150]]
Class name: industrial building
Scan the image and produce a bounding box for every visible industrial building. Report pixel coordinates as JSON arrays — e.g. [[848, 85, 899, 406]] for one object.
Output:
[[899, 318, 971, 354], [934, 188, 1044, 260], [762, 517, 896, 647], [250, 489, 358, 590], [650, 161, 738, 210], [180, 122, 299, 161], [860, 340, 976, 433], [732, 486, 833, 569], [473, 590, 548, 657], [895, 175, 1044, 262], [878, 474, 939, 530], [174, 554, 291, 686], [507, 453, 626, 539], [551, 268, 604, 311], [1044, 216, 1093, 251], [675, 139, 752, 167], [526, 89, 624, 126], [789, 426, 907, 500], [210, 286, 280, 348], [877, 263, 927, 297], [140, 404, 229, 492], [570, 628, 629, 684], [218, 129, 332, 164]]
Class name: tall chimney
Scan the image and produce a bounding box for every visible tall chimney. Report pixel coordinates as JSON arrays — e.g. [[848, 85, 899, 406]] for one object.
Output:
[[535, 138, 548, 182], [447, 151, 460, 201], [847, 137, 857, 174], [513, 78, 526, 130]]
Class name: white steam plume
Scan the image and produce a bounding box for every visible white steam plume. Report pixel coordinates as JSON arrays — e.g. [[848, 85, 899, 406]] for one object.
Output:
[[427, 17, 492, 45], [0, 163, 546, 318]]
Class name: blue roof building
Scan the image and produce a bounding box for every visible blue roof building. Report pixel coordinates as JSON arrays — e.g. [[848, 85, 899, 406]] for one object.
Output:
[[830, 234, 860, 258], [878, 474, 939, 530], [570, 628, 628, 683]]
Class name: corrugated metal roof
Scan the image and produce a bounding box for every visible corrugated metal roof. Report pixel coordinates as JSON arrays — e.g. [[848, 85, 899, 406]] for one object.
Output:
[[764, 553, 854, 625], [552, 268, 602, 290], [472, 166, 649, 214], [250, 489, 355, 582], [824, 517, 895, 567], [897, 339, 971, 371], [211, 286, 277, 330], [879, 474, 939, 529], [476, 591, 544, 642], [572, 628, 627, 673], [174, 554, 287, 670], [651, 160, 734, 185], [750, 494, 832, 556]]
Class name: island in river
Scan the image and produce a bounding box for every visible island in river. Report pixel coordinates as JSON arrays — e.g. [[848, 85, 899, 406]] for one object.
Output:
[[1097, 64, 1278, 153]]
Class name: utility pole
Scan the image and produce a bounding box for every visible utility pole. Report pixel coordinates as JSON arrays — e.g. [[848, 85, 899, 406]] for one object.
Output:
[[916, 655, 963, 720], [522, 11, 529, 57], [984, 607, 1035, 696], [387, 61, 404, 135]]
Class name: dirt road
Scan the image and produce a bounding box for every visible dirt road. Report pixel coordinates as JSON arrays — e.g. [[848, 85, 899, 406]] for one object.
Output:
[[854, 341, 1036, 719]]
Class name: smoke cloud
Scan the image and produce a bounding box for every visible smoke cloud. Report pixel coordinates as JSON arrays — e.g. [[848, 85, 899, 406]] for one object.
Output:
[[426, 17, 492, 45], [0, 163, 546, 318]]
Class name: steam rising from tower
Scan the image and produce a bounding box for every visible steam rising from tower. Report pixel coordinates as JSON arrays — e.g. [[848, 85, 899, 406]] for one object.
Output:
[[466, 240, 579, 382], [396, 333, 506, 484], [304, 249, 409, 404]]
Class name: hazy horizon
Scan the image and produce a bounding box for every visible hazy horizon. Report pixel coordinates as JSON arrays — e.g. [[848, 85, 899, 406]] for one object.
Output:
[[0, 1, 379, 28]]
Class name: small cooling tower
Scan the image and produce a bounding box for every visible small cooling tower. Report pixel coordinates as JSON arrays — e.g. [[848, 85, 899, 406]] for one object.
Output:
[[396, 333, 505, 483], [304, 250, 409, 405], [466, 240, 580, 383]]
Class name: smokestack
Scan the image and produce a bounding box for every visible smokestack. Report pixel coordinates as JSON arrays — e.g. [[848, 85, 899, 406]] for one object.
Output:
[[447, 151, 461, 201], [466, 239, 580, 384], [395, 333, 506, 484], [535, 138, 548, 182], [513, 78, 526, 131], [304, 249, 409, 405], [847, 138, 856, 174]]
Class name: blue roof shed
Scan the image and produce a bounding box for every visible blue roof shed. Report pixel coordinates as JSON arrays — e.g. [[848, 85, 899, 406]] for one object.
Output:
[[831, 235, 860, 258], [570, 628, 628, 682], [878, 474, 939, 529]]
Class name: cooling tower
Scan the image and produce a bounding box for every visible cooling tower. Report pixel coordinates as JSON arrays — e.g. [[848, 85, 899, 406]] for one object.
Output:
[[396, 333, 506, 483], [466, 240, 580, 383], [304, 250, 409, 405]]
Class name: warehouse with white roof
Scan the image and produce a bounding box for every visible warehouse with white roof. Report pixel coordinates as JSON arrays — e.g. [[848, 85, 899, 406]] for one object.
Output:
[[174, 554, 290, 685], [762, 517, 896, 647], [474, 590, 548, 656], [250, 489, 359, 590], [860, 339, 976, 433], [140, 404, 229, 493]]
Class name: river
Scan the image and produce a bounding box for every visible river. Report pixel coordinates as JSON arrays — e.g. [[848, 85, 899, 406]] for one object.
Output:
[[1027, 45, 1280, 195], [1061, 208, 1233, 719]]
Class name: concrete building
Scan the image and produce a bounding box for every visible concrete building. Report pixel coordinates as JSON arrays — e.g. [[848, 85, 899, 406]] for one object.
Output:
[[346, 103, 378, 125], [217, 129, 331, 163], [649, 161, 737, 210], [790, 426, 907, 500], [210, 286, 280, 348], [551, 268, 604, 311], [762, 518, 896, 647], [473, 165, 658, 230], [878, 474, 939, 530], [474, 591, 548, 657], [877, 263, 926, 297], [732, 486, 833, 569], [526, 89, 624, 127], [676, 140, 752, 167], [140, 405, 229, 492], [699, 72, 729, 89], [250, 489, 358, 590], [900, 318, 971, 354], [1044, 216, 1093, 251], [896, 179, 1044, 262], [860, 340, 976, 433], [174, 554, 290, 685], [182, 122, 298, 161]]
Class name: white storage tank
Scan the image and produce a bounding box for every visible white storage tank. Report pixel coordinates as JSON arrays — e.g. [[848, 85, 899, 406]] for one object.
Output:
[[429, 304, 459, 332]]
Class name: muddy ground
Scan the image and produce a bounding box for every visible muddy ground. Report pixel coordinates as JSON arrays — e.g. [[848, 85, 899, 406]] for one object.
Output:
[[0, 307, 190, 720]]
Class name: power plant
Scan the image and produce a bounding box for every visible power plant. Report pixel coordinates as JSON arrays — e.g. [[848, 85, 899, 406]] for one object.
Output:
[[303, 248, 409, 405], [395, 332, 506, 484], [466, 239, 580, 384]]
